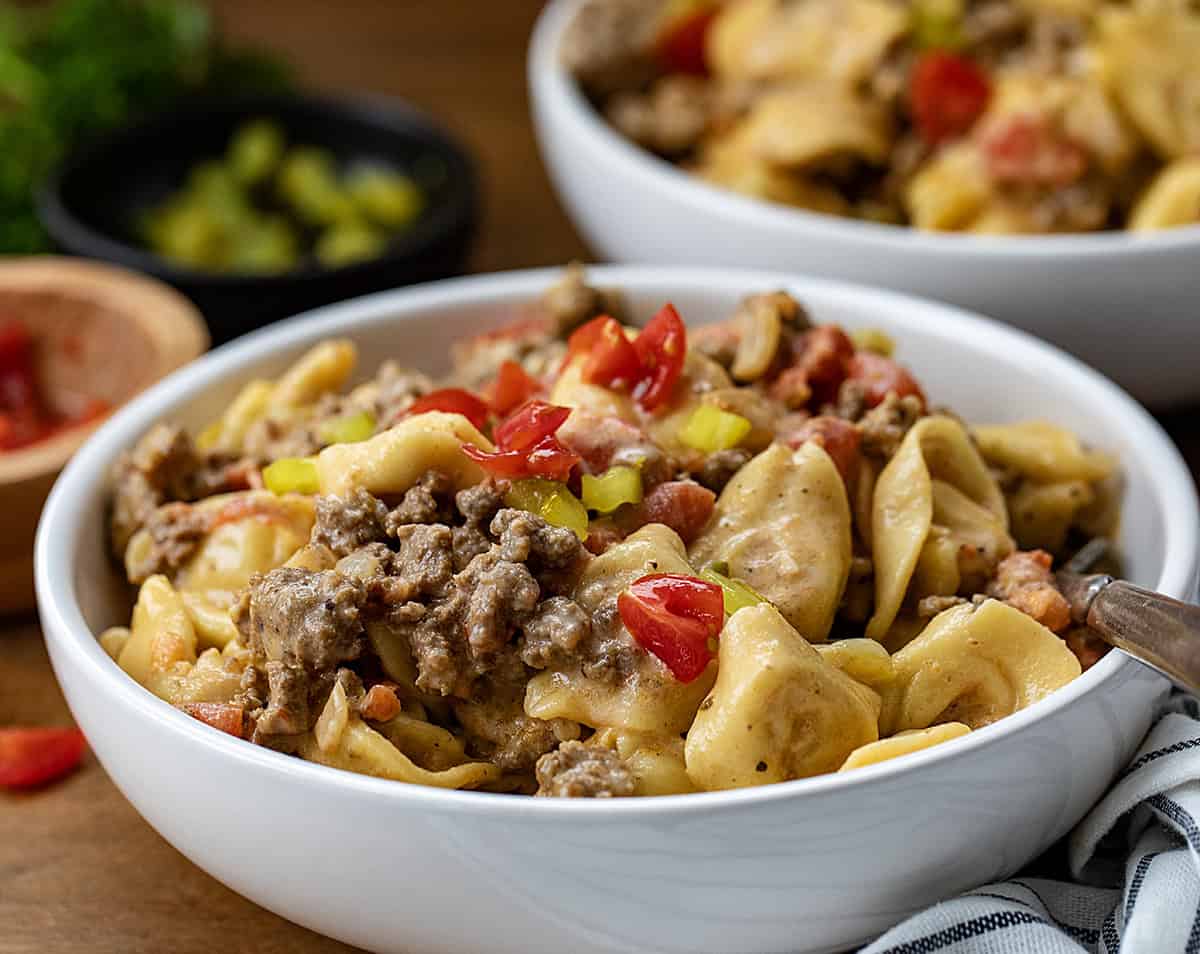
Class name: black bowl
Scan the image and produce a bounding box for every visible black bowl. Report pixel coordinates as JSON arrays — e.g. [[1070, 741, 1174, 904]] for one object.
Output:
[[38, 92, 478, 343]]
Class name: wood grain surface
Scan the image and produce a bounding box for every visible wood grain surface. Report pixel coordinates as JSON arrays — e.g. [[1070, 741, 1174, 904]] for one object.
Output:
[[3, 2, 1199, 953]]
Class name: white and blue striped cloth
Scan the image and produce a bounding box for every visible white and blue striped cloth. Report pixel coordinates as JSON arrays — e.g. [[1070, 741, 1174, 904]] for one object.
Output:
[[863, 695, 1200, 954]]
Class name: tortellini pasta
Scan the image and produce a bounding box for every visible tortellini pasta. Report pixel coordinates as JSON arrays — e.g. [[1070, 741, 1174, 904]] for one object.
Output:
[[685, 603, 880, 790], [691, 442, 852, 641], [867, 416, 1009, 639], [525, 524, 716, 735], [300, 679, 499, 790], [316, 410, 491, 496], [880, 600, 1081, 735], [839, 723, 971, 772]]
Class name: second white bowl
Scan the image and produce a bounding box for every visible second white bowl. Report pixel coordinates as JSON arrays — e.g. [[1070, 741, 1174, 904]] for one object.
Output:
[[529, 0, 1200, 408]]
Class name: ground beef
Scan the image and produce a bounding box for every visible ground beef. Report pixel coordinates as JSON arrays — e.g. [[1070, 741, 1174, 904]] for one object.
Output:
[[697, 448, 752, 493], [370, 361, 433, 426], [125, 502, 210, 583], [560, 0, 663, 97], [607, 74, 712, 156], [109, 424, 199, 556], [454, 652, 579, 772], [491, 508, 591, 595], [832, 379, 870, 422], [451, 480, 505, 570], [370, 508, 591, 698], [541, 263, 628, 337], [986, 549, 1071, 633], [312, 489, 390, 557], [233, 567, 368, 747], [109, 423, 255, 558], [858, 393, 925, 460], [535, 741, 635, 798], [520, 596, 592, 669], [386, 470, 457, 529]]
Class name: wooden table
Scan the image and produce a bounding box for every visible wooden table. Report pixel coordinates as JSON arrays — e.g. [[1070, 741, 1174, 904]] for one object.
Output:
[[4, 3, 1200, 952]]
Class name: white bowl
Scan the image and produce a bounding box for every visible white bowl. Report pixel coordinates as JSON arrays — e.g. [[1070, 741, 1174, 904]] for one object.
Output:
[[529, 0, 1200, 408], [37, 266, 1198, 954]]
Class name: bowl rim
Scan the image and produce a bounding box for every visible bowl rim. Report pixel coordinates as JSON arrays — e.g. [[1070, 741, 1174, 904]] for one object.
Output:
[[529, 0, 1200, 259], [37, 264, 1198, 817], [36, 90, 479, 288]]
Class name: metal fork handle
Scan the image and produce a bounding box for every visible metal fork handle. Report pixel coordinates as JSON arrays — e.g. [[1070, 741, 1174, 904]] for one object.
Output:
[[1085, 579, 1200, 694]]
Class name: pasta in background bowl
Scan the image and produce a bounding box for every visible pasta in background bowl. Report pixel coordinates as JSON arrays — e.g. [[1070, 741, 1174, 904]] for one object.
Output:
[[37, 266, 1197, 954], [530, 0, 1200, 406]]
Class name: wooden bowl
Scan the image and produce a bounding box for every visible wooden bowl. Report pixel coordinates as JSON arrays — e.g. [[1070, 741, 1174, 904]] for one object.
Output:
[[0, 257, 208, 614]]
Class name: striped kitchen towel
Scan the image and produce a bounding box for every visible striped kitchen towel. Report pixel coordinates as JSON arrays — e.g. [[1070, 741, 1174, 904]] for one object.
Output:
[[862, 694, 1200, 954]]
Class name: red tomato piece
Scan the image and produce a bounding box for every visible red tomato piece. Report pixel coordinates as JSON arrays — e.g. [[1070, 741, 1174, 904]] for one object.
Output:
[[180, 703, 245, 738], [785, 415, 862, 482], [770, 325, 855, 409], [567, 315, 643, 391], [493, 400, 572, 453], [635, 479, 715, 543], [618, 573, 724, 682], [981, 115, 1087, 187], [910, 51, 991, 146], [656, 5, 718, 75], [846, 352, 926, 408], [463, 438, 580, 482], [488, 360, 542, 416], [407, 388, 491, 432], [0, 727, 87, 789], [632, 303, 687, 411]]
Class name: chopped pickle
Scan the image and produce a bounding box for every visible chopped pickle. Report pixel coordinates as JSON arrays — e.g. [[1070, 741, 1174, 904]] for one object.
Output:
[[580, 465, 643, 513], [347, 168, 424, 228], [911, 0, 964, 50], [700, 565, 767, 616], [262, 457, 320, 495], [318, 409, 376, 445], [228, 119, 286, 186], [315, 221, 387, 268], [505, 478, 589, 540], [679, 404, 752, 453], [850, 328, 895, 357]]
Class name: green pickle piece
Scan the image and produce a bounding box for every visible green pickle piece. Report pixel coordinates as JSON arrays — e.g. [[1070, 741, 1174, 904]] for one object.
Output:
[[701, 565, 766, 616], [347, 167, 424, 228], [580, 465, 643, 514], [318, 409, 376, 445], [229, 119, 286, 186], [505, 479, 588, 541], [315, 221, 387, 268], [262, 457, 320, 495], [679, 404, 752, 453]]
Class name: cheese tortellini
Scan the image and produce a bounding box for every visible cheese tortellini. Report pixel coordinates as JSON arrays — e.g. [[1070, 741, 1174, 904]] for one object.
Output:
[[103, 273, 1120, 798]]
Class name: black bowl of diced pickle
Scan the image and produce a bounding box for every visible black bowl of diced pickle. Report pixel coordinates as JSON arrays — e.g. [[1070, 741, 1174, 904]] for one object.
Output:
[[38, 93, 478, 342]]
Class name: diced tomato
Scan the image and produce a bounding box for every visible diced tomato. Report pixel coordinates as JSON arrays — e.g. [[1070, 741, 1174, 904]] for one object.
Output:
[[632, 304, 688, 412], [770, 325, 855, 409], [493, 400, 572, 453], [488, 360, 542, 416], [981, 115, 1087, 188], [618, 573, 724, 682], [785, 416, 862, 482], [463, 400, 581, 482], [407, 388, 491, 432], [180, 703, 245, 738], [359, 684, 403, 722], [656, 4, 718, 76], [464, 437, 580, 482], [910, 51, 991, 146], [634, 479, 715, 543], [846, 352, 926, 408], [567, 315, 644, 392], [0, 727, 87, 789]]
